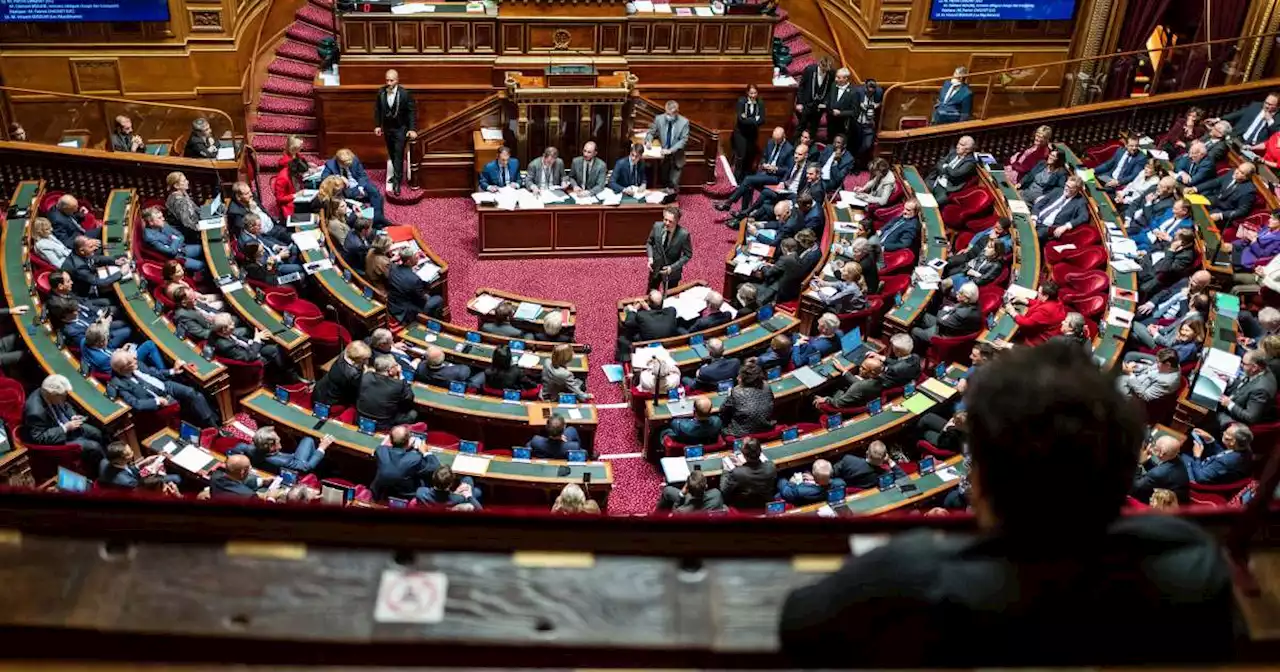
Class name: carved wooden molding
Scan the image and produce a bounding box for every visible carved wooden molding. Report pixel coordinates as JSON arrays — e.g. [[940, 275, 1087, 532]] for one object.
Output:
[[879, 9, 909, 31], [68, 58, 123, 96], [189, 9, 223, 32]]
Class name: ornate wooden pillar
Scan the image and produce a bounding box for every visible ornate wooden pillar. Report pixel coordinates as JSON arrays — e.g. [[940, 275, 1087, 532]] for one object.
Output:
[[1067, 0, 1122, 106], [1242, 0, 1280, 80]]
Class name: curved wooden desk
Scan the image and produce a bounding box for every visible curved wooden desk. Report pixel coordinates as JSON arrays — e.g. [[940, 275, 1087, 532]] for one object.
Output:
[[467, 287, 577, 336], [977, 167, 1041, 345]]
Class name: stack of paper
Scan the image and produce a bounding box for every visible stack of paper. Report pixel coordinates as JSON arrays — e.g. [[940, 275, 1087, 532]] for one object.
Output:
[[472, 294, 502, 314], [480, 127, 503, 141], [663, 293, 706, 321], [644, 191, 669, 204], [660, 456, 691, 483], [391, 3, 435, 14], [734, 257, 764, 276], [1111, 258, 1141, 273], [837, 191, 867, 209], [694, 5, 713, 15], [633, 0, 655, 10], [653, 2, 672, 12], [293, 189, 319, 203], [517, 352, 542, 368], [451, 453, 492, 475], [472, 192, 498, 205], [1148, 149, 1170, 161], [197, 218, 224, 231], [747, 241, 773, 257], [415, 261, 441, 283], [573, 194, 598, 205], [631, 346, 670, 370], [292, 229, 324, 252], [304, 258, 333, 275], [216, 146, 236, 160], [914, 192, 939, 209], [1007, 199, 1030, 215], [792, 366, 829, 389], [516, 191, 543, 209], [514, 301, 542, 321], [496, 191, 519, 211], [1005, 284, 1038, 302]]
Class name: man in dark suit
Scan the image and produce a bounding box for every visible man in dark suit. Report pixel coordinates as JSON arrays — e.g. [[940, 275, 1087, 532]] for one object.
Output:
[[51, 297, 131, 350], [617, 289, 680, 360], [1184, 425, 1253, 486], [849, 80, 883, 168], [832, 440, 905, 490], [876, 198, 922, 253], [23, 374, 107, 477], [109, 349, 220, 428], [228, 427, 331, 475], [716, 127, 793, 213], [926, 135, 978, 204], [209, 312, 298, 382], [793, 56, 833, 145], [911, 281, 982, 349], [720, 437, 779, 509], [415, 465, 483, 509], [1199, 121, 1230, 163], [171, 287, 243, 341], [825, 68, 857, 143], [1173, 141, 1216, 190], [816, 134, 855, 194], [610, 143, 648, 195], [760, 238, 807, 305], [415, 346, 477, 390], [98, 441, 180, 491], [1220, 92, 1280, 150], [321, 148, 387, 226], [568, 141, 608, 197], [792, 312, 842, 367], [779, 342, 1234, 667], [655, 469, 727, 514], [140, 206, 205, 273], [659, 396, 723, 447], [1095, 136, 1146, 193], [735, 145, 812, 224], [646, 205, 693, 291], [686, 338, 740, 392], [480, 301, 528, 339], [680, 290, 733, 334], [757, 334, 793, 372], [478, 145, 520, 192], [49, 194, 101, 245], [1131, 434, 1190, 503], [64, 236, 128, 300], [1125, 176, 1178, 228], [1195, 161, 1257, 226], [815, 356, 883, 409], [314, 340, 371, 408], [227, 181, 291, 243], [1033, 176, 1090, 243], [373, 69, 417, 195], [931, 66, 973, 124], [1215, 349, 1278, 432], [209, 454, 266, 499], [110, 115, 145, 153], [183, 117, 220, 159], [527, 413, 582, 460], [778, 458, 847, 506], [1137, 228, 1198, 297], [343, 218, 373, 271], [386, 250, 444, 325], [357, 355, 417, 431], [371, 425, 439, 500]]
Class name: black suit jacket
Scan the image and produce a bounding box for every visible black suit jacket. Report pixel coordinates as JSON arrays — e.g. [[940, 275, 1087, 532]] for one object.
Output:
[[938, 303, 982, 335], [64, 253, 121, 298], [764, 253, 807, 304], [827, 83, 857, 119], [356, 372, 416, 430], [226, 200, 273, 235], [927, 151, 978, 195], [1200, 175, 1256, 223], [184, 134, 219, 159], [685, 309, 733, 334], [372, 444, 440, 500], [833, 453, 882, 490], [314, 355, 364, 407], [374, 85, 417, 130], [627, 307, 680, 342], [735, 95, 765, 134], [209, 470, 261, 499], [22, 391, 77, 445], [386, 264, 430, 324], [796, 64, 832, 108], [646, 223, 694, 285], [720, 460, 779, 509], [1224, 101, 1280, 144], [212, 334, 266, 362], [1131, 457, 1190, 503]]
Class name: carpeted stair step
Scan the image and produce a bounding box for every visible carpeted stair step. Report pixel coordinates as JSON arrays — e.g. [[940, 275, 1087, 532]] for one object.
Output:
[[275, 39, 322, 65], [258, 93, 316, 117], [252, 133, 319, 153], [295, 2, 335, 31], [262, 75, 315, 97], [268, 57, 319, 81], [254, 152, 321, 171], [286, 22, 331, 46], [774, 21, 799, 41], [310, 0, 334, 8], [787, 53, 816, 77], [253, 113, 318, 135], [786, 39, 812, 58]]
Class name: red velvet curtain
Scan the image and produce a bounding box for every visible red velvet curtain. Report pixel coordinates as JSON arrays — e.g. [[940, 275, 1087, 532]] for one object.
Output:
[[1103, 0, 1173, 100], [1181, 0, 1251, 90]]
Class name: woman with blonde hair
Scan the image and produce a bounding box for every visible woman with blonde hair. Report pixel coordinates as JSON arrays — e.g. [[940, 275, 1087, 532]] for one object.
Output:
[[551, 483, 600, 514], [31, 217, 71, 268], [1007, 125, 1053, 182], [316, 174, 348, 222], [814, 261, 867, 313], [364, 234, 392, 290], [1148, 488, 1179, 511]]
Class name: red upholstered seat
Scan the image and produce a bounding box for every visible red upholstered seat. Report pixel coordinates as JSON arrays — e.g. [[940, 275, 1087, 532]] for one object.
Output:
[[134, 404, 182, 440], [264, 291, 324, 319], [661, 433, 727, 457], [1141, 376, 1184, 427], [978, 284, 1004, 316], [0, 378, 24, 428], [880, 249, 916, 276], [425, 430, 461, 450], [1047, 242, 1105, 266], [939, 187, 993, 229], [294, 314, 350, 363], [865, 180, 905, 222], [1060, 225, 1101, 247], [140, 261, 167, 287], [1190, 477, 1253, 502], [1082, 140, 1122, 168], [199, 427, 243, 456], [481, 385, 541, 400], [1064, 269, 1109, 296], [14, 428, 83, 483], [916, 438, 958, 459], [1068, 294, 1107, 320], [35, 271, 52, 298], [927, 331, 980, 368], [837, 296, 884, 335], [215, 356, 264, 398]]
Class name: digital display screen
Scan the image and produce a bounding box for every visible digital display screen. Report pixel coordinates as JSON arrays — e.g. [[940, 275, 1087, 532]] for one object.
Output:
[[0, 0, 173, 23], [930, 0, 1076, 21]]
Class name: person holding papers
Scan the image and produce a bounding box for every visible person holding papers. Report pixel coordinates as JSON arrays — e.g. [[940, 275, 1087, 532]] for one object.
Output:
[[1184, 425, 1253, 486], [1220, 93, 1280, 151], [814, 356, 883, 410], [272, 158, 309, 221], [1172, 141, 1216, 190], [616, 289, 680, 359], [611, 143, 648, 195], [1031, 175, 1089, 243], [541, 344, 593, 402], [926, 136, 978, 204], [1095, 136, 1146, 193], [680, 290, 733, 334], [479, 145, 520, 192], [646, 205, 694, 291], [527, 414, 582, 460], [109, 349, 220, 429], [1017, 148, 1069, 203], [812, 262, 868, 313], [721, 360, 775, 438], [1226, 210, 1280, 279], [718, 127, 794, 214], [874, 198, 921, 253], [644, 99, 690, 193], [1113, 159, 1163, 208], [778, 459, 846, 506], [1191, 161, 1256, 226], [847, 158, 896, 206], [1134, 198, 1193, 254], [321, 148, 387, 227], [1214, 349, 1278, 432], [568, 141, 608, 197], [1137, 228, 1198, 296], [1007, 280, 1067, 346], [525, 146, 566, 194]]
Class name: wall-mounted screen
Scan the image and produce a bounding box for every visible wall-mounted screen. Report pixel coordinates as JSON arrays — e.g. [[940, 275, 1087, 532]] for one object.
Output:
[[0, 0, 172, 23], [929, 0, 1077, 21]]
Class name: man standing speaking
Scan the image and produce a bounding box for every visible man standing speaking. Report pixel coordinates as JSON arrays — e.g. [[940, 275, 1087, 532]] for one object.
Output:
[[646, 205, 693, 291], [374, 69, 417, 195]]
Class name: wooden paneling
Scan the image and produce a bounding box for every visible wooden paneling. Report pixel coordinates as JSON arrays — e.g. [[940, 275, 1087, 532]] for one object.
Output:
[[528, 25, 596, 52], [343, 21, 369, 52], [395, 22, 419, 52], [473, 22, 497, 53], [627, 23, 650, 52], [650, 23, 674, 53], [675, 24, 699, 54], [370, 21, 394, 53], [700, 24, 724, 54], [423, 22, 446, 53], [600, 24, 622, 54], [501, 24, 524, 53], [447, 22, 470, 52]]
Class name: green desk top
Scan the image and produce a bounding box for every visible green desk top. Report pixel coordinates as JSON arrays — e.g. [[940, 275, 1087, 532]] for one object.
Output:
[[1190, 205, 1231, 273], [666, 313, 798, 367], [786, 454, 968, 516], [101, 189, 224, 382], [683, 366, 966, 477], [1, 181, 126, 423], [402, 321, 588, 375], [241, 390, 611, 486], [888, 166, 948, 327], [295, 224, 383, 320], [144, 143, 170, 156], [202, 219, 308, 348], [406, 375, 597, 425], [979, 169, 1040, 344]]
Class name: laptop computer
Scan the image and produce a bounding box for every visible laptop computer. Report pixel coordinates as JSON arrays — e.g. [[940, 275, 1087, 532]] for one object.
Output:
[[839, 326, 868, 362]]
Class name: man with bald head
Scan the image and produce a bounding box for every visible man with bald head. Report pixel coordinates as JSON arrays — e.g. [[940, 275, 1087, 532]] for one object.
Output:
[[374, 68, 417, 195], [1173, 140, 1215, 190], [681, 290, 732, 334], [50, 194, 101, 245], [661, 395, 722, 447], [415, 344, 476, 389], [372, 424, 440, 500], [210, 454, 267, 499], [109, 349, 219, 428], [1131, 434, 1190, 504], [569, 141, 607, 196], [926, 135, 978, 204], [1195, 160, 1257, 225], [617, 288, 680, 360], [110, 115, 145, 154], [815, 356, 883, 409]]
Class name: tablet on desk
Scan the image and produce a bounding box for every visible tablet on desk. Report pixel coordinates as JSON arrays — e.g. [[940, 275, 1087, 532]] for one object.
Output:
[[56, 467, 89, 493]]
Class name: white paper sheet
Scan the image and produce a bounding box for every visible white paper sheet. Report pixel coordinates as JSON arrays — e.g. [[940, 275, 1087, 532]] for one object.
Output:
[[304, 258, 333, 275], [197, 218, 224, 231], [415, 261, 441, 283], [1111, 258, 1141, 273], [913, 191, 939, 209], [471, 192, 497, 205], [170, 446, 214, 473], [471, 294, 502, 314], [450, 453, 492, 476], [1007, 199, 1030, 215], [837, 190, 867, 208], [644, 191, 668, 204], [660, 456, 691, 483], [216, 146, 236, 160], [292, 229, 324, 251], [480, 127, 503, 141], [517, 352, 541, 368]]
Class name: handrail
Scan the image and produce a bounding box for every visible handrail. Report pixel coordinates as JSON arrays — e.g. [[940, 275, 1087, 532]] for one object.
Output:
[[879, 28, 1280, 133], [0, 85, 238, 145]]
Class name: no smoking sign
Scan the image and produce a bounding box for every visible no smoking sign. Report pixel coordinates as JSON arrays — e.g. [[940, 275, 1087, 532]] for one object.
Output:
[[374, 569, 448, 623]]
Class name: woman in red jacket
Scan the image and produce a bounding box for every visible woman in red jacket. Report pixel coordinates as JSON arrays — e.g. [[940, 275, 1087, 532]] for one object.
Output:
[[1006, 124, 1053, 184], [272, 156, 308, 219], [1010, 280, 1068, 346]]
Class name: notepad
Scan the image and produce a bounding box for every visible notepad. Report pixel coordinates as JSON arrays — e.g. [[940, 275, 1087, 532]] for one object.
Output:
[[919, 377, 957, 400], [472, 294, 502, 314], [450, 453, 492, 476], [216, 146, 236, 160], [197, 218, 224, 231], [792, 365, 829, 389], [694, 5, 713, 15], [170, 445, 216, 473], [913, 192, 938, 209], [514, 301, 542, 321], [902, 393, 935, 415], [517, 352, 541, 368], [1007, 199, 1030, 215], [1185, 193, 1211, 206], [660, 456, 691, 483]]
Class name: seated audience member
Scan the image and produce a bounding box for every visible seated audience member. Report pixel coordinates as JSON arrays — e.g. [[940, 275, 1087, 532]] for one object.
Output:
[[65, 235, 128, 299], [660, 396, 722, 447], [343, 217, 374, 271], [848, 158, 898, 206], [416, 345, 476, 389], [1049, 312, 1093, 357], [357, 355, 417, 430], [1117, 348, 1182, 403], [1263, 334, 1280, 379], [49, 194, 101, 245], [1032, 176, 1090, 243], [814, 356, 883, 410], [1133, 197, 1192, 253], [815, 134, 855, 194], [481, 301, 529, 339], [735, 282, 762, 314], [313, 340, 371, 408], [716, 127, 793, 213], [364, 235, 392, 289], [141, 206, 205, 272], [916, 409, 967, 456], [45, 268, 109, 315], [568, 141, 607, 196], [552, 483, 600, 514], [656, 469, 726, 514], [610, 143, 648, 195], [1214, 349, 1278, 431], [542, 343, 592, 402], [812, 261, 868, 314], [161, 261, 222, 311], [273, 157, 309, 220], [721, 358, 774, 436], [386, 248, 444, 324], [364, 328, 417, 378], [527, 413, 582, 460], [83, 326, 166, 381], [229, 427, 331, 475], [757, 334, 793, 372], [209, 312, 299, 382], [720, 436, 778, 509], [637, 355, 680, 396], [791, 313, 843, 366], [1227, 209, 1280, 279], [372, 425, 439, 501], [834, 236, 880, 294], [616, 289, 679, 359], [1132, 291, 1210, 352], [1193, 161, 1256, 226], [110, 115, 146, 154], [172, 287, 238, 341], [1007, 125, 1053, 183], [24, 374, 107, 476], [873, 198, 920, 253], [874, 333, 922, 387], [1221, 92, 1280, 149], [778, 459, 846, 506], [1113, 160, 1163, 208], [796, 227, 824, 275], [680, 291, 732, 334], [1185, 426, 1253, 485], [1163, 107, 1207, 157], [321, 148, 387, 226], [912, 281, 982, 348], [779, 340, 1233, 667], [1095, 136, 1146, 193], [241, 242, 302, 290], [1140, 319, 1205, 366], [1131, 435, 1191, 504], [416, 465, 483, 509], [1125, 175, 1179, 228], [227, 181, 290, 243], [1199, 120, 1231, 163], [110, 348, 219, 427], [183, 117, 220, 159], [956, 216, 1011, 258], [941, 239, 1005, 296], [7, 122, 24, 141], [745, 197, 807, 242], [1136, 269, 1211, 324], [1018, 147, 1069, 203], [1137, 229, 1198, 296], [931, 67, 973, 124], [484, 344, 536, 392], [165, 171, 203, 242], [734, 149, 816, 224], [209, 454, 267, 499], [1007, 280, 1066, 346], [832, 440, 905, 490], [239, 212, 302, 267], [98, 441, 179, 491], [925, 135, 978, 204], [32, 217, 72, 269], [1172, 141, 1215, 190], [52, 299, 131, 350], [686, 338, 741, 392]]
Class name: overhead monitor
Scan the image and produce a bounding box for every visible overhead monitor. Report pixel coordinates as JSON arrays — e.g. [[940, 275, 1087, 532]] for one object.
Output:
[[929, 0, 1077, 21], [1, 0, 172, 23]]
